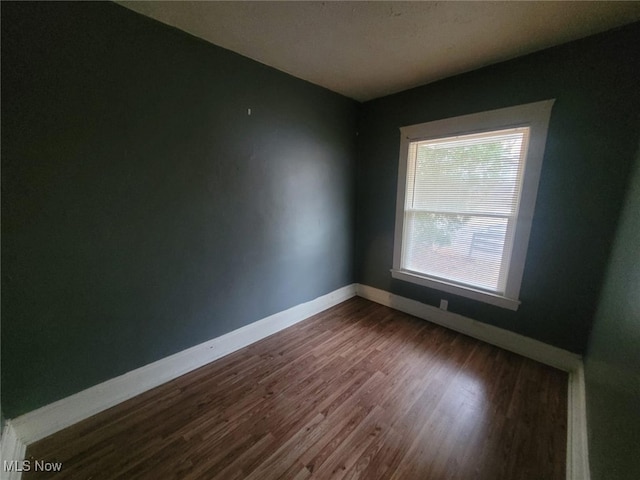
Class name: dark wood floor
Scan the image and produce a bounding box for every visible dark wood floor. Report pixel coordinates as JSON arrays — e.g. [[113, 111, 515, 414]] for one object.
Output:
[[25, 297, 567, 479]]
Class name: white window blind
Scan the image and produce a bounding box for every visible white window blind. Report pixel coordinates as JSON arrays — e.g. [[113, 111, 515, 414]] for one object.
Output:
[[402, 128, 530, 294], [392, 100, 554, 310]]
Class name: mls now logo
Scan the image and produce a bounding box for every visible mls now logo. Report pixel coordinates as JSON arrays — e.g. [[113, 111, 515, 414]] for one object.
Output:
[[3, 460, 63, 472]]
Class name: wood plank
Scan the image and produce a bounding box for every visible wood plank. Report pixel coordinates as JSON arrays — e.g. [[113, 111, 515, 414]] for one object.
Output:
[[24, 297, 567, 479]]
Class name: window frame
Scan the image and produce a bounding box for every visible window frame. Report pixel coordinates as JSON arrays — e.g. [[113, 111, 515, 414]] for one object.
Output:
[[391, 100, 555, 311]]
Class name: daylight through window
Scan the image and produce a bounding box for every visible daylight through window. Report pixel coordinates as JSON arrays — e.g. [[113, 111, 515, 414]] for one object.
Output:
[[392, 101, 554, 310]]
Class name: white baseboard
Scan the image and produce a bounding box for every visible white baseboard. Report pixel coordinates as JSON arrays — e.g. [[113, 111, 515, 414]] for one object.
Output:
[[355, 283, 589, 480], [0, 421, 26, 480], [567, 364, 591, 480], [10, 284, 356, 446], [355, 283, 581, 372]]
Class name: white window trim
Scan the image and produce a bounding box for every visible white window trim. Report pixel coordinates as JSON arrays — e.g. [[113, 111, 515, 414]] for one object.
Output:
[[391, 100, 555, 311]]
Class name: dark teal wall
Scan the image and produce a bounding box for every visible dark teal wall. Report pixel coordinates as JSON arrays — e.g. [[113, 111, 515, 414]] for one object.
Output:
[[355, 23, 640, 353], [584, 144, 640, 480], [1, 2, 358, 417]]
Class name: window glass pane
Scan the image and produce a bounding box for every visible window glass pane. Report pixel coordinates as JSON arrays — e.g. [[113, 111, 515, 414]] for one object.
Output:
[[401, 127, 529, 293], [408, 129, 528, 215], [402, 213, 509, 292]]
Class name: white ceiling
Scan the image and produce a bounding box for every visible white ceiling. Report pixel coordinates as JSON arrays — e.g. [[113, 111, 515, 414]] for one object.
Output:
[[118, 1, 640, 102]]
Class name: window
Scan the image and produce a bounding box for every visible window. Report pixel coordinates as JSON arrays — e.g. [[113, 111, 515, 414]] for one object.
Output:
[[392, 100, 554, 310]]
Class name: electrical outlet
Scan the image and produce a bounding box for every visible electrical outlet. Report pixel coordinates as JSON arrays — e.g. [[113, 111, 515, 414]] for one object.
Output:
[[439, 299, 448, 311]]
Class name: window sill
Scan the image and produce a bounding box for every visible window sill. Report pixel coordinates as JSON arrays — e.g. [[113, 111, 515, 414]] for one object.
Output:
[[390, 269, 521, 311]]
